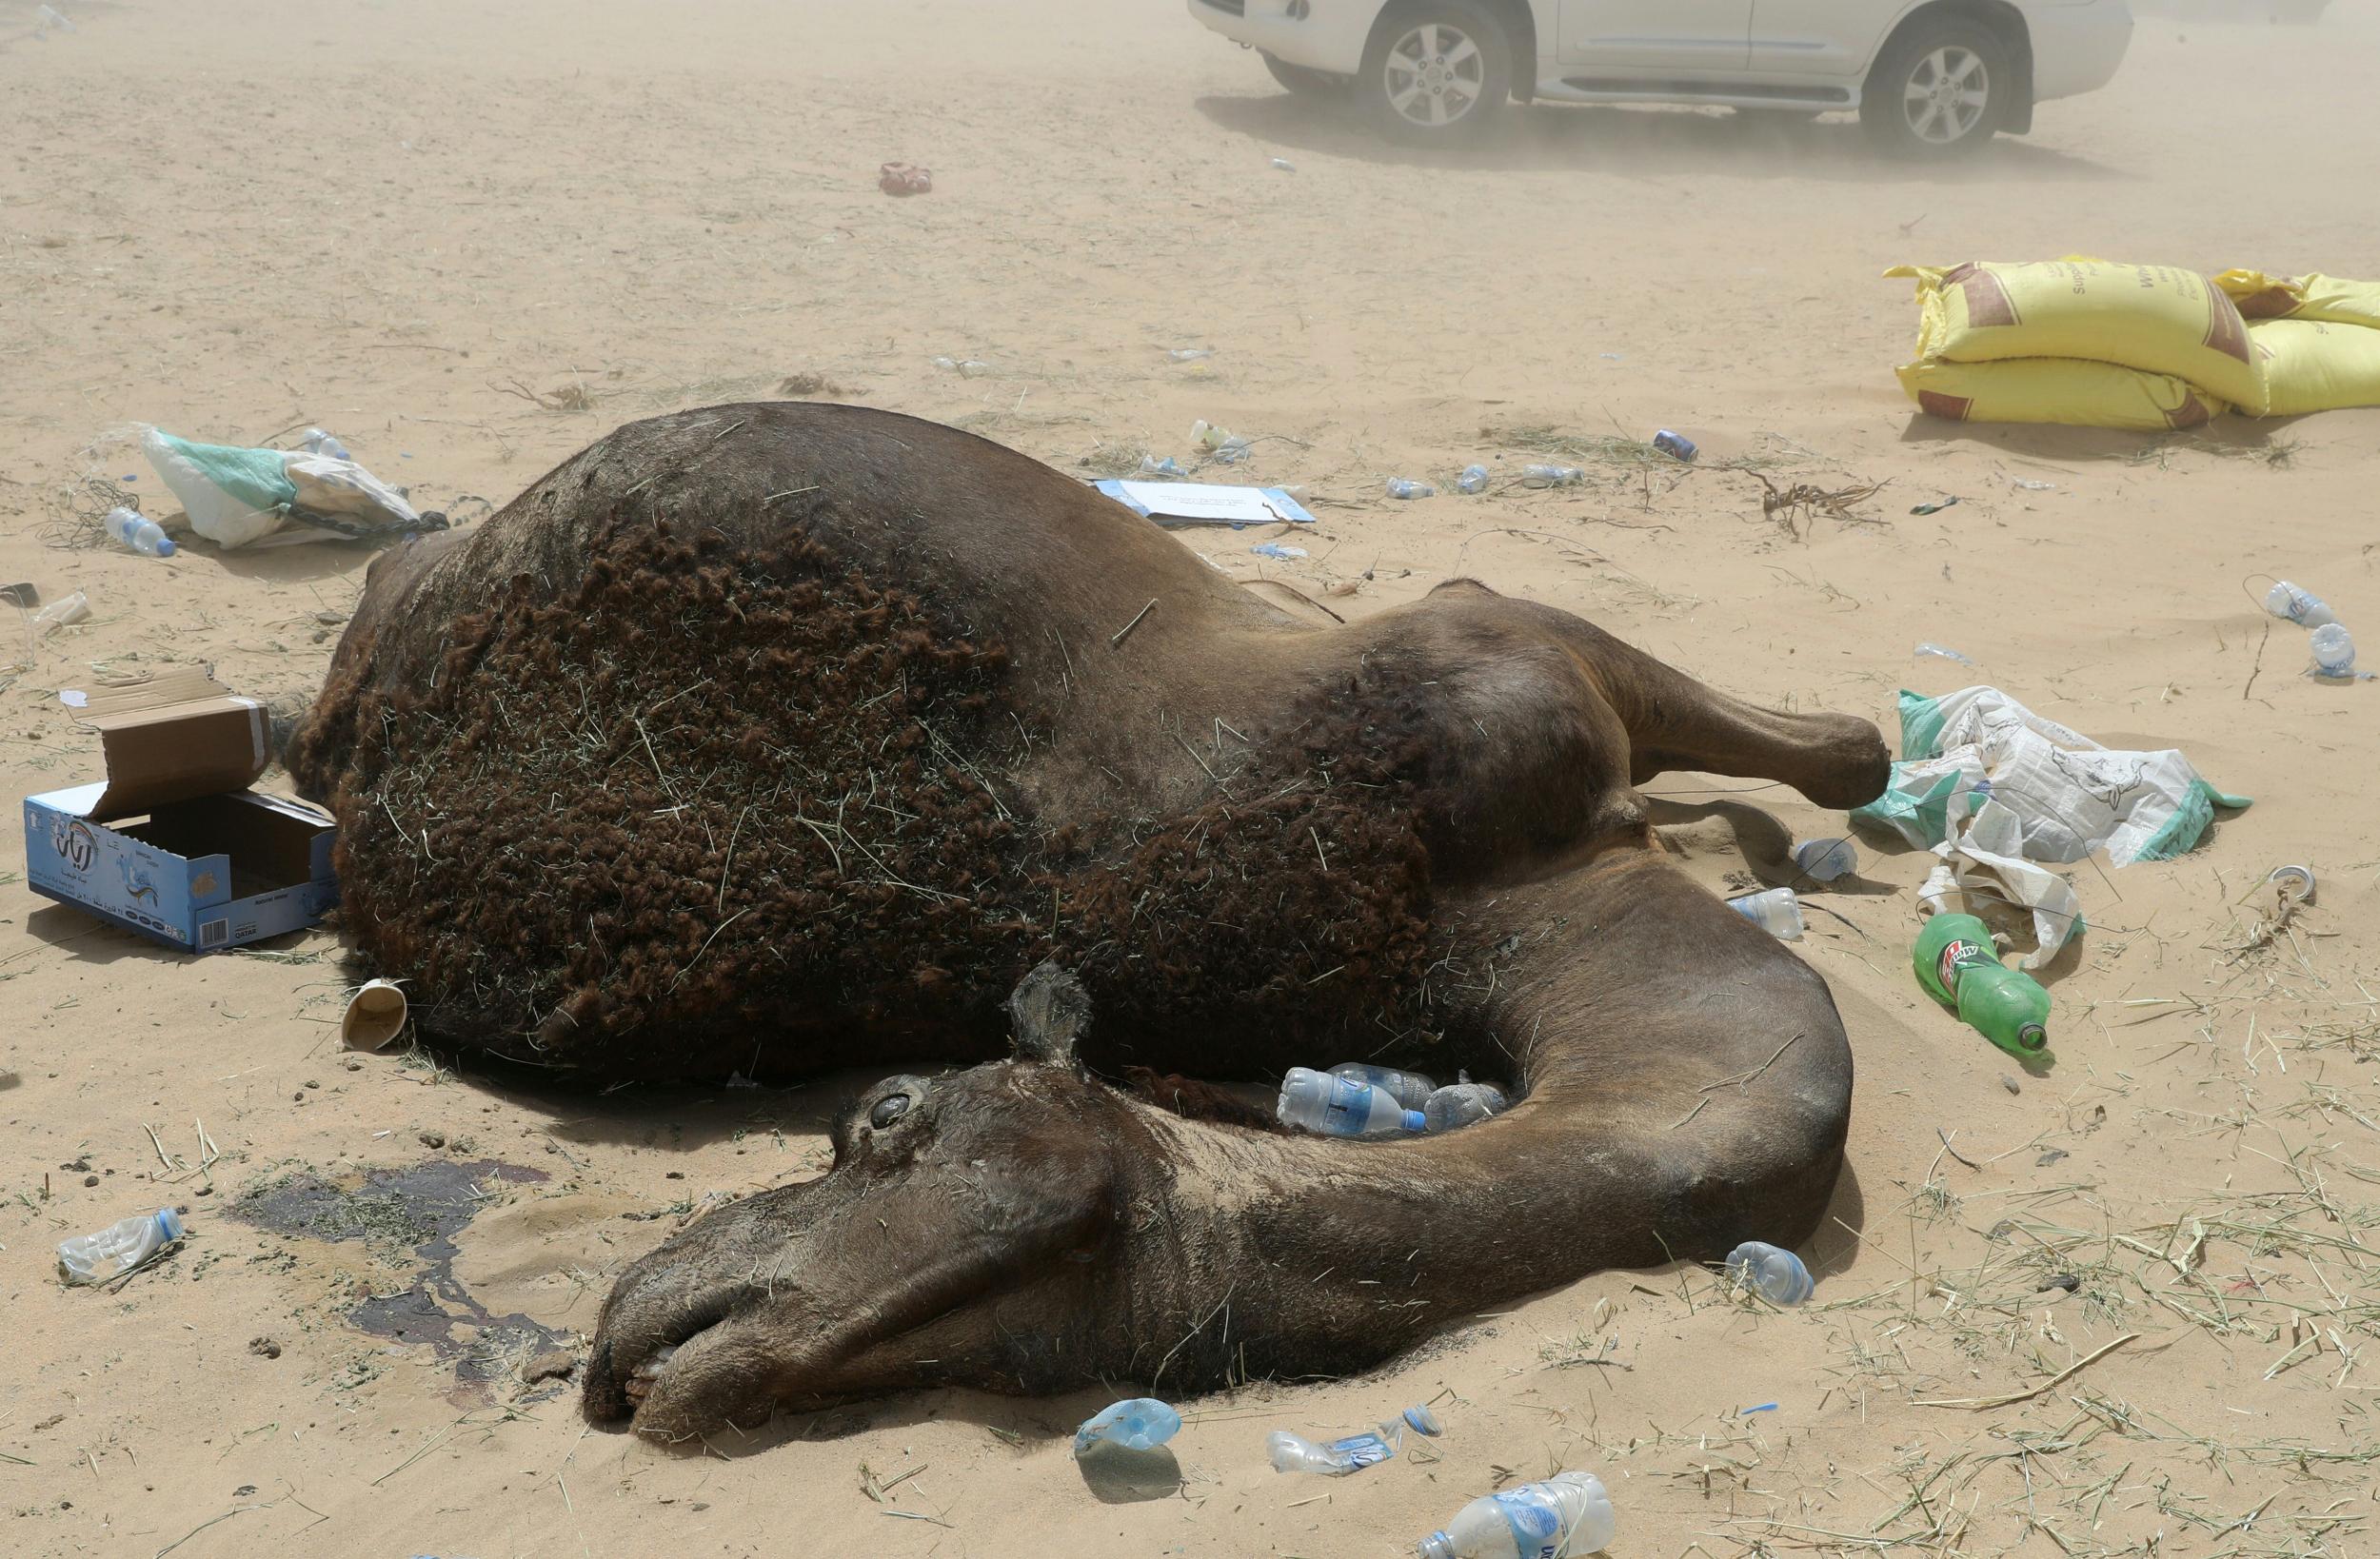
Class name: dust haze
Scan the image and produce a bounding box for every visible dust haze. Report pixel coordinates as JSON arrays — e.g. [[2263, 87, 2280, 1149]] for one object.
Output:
[[4, 1, 2378, 1556]]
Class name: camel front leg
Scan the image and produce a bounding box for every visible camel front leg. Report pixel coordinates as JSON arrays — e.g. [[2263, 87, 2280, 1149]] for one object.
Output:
[[1561, 619, 1891, 810]]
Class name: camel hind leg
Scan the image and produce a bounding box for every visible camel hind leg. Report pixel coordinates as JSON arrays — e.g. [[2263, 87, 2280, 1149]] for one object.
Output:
[[1562, 619, 1891, 809]]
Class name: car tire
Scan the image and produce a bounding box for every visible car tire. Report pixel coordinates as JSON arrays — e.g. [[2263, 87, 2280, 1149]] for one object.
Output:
[[1861, 16, 2010, 158], [1262, 51, 1348, 100], [1359, 0, 1513, 146]]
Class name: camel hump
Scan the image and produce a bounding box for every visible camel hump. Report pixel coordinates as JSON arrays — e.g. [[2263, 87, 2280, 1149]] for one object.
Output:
[[1007, 960, 1092, 1065]]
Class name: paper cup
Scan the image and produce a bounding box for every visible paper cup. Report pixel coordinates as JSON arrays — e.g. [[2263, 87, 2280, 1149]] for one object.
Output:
[[342, 979, 409, 1052]]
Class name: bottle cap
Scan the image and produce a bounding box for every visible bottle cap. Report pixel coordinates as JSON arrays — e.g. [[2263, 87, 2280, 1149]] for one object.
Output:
[[156, 1208, 185, 1240], [155, 537, 176, 557], [1402, 1110, 1427, 1135]]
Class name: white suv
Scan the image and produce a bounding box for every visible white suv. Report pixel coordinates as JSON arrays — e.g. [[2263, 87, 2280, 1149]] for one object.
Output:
[[1188, 0, 2133, 155]]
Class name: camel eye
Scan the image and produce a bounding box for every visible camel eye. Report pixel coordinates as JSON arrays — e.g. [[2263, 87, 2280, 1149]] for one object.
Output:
[[869, 1093, 912, 1130]]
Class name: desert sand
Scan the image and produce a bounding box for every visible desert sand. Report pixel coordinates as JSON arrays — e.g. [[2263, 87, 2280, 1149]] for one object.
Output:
[[6, 2, 2380, 1555]]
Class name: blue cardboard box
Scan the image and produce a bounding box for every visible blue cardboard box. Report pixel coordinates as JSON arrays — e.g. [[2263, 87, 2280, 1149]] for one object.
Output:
[[23, 666, 336, 952]]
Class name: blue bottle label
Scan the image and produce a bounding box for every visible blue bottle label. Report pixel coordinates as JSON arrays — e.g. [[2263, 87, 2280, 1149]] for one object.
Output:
[[1327, 1432, 1393, 1469], [1321, 1075, 1375, 1135], [1496, 1490, 1565, 1558]]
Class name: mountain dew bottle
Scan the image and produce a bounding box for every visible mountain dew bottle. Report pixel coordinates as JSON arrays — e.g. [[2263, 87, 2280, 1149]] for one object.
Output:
[[1913, 914, 2049, 1058]]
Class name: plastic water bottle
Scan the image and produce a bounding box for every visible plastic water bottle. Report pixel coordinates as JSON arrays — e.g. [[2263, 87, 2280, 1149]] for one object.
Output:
[[1137, 455, 1186, 478], [1269, 1406, 1440, 1476], [1914, 641, 1975, 665], [1724, 1241, 1815, 1306], [2265, 580, 2337, 628], [1278, 1066, 1424, 1138], [104, 506, 176, 558], [2310, 622, 2358, 679], [1418, 1471, 1617, 1559], [58, 1208, 184, 1285], [1267, 1428, 1389, 1475], [1521, 464, 1582, 487], [302, 426, 351, 461], [1913, 913, 2049, 1056], [1251, 542, 1307, 561], [1386, 478, 1435, 500], [36, 4, 75, 35], [1167, 347, 1214, 363], [1456, 464, 1490, 494], [1075, 1397, 1180, 1455], [1329, 1062, 1437, 1112], [1791, 838, 1856, 882], [1422, 1081, 1508, 1134], [1726, 887, 1803, 940]]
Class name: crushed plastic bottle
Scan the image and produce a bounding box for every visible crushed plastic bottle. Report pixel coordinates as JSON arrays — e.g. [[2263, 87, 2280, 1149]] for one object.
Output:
[[1791, 838, 1855, 883], [59, 1208, 184, 1285], [2309, 622, 2363, 680], [302, 426, 351, 461], [104, 506, 176, 559], [33, 590, 90, 634], [931, 356, 990, 376], [1727, 887, 1804, 940], [1386, 478, 1435, 500], [2265, 580, 2337, 629], [1137, 455, 1187, 478], [35, 4, 74, 36], [1422, 1079, 1508, 1134], [1329, 1062, 1437, 1110], [1074, 1397, 1181, 1456], [1724, 1241, 1815, 1306], [1418, 1470, 1616, 1559], [1270, 156, 1296, 171], [1521, 464, 1583, 487], [1278, 1066, 1424, 1139], [1914, 641, 1975, 665], [1269, 1406, 1440, 1476], [1166, 347, 1214, 363], [1457, 464, 1490, 494], [1251, 542, 1307, 561], [1190, 419, 1254, 463]]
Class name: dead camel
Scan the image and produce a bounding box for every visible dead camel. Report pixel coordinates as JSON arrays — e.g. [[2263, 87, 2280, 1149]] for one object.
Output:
[[284, 402, 1890, 1439]]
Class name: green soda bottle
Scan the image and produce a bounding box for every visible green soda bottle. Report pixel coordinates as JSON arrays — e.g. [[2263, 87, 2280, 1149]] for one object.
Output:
[[1913, 913, 2050, 1058]]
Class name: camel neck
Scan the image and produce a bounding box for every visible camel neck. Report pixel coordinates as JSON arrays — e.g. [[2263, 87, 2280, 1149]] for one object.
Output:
[[1114, 850, 1853, 1394]]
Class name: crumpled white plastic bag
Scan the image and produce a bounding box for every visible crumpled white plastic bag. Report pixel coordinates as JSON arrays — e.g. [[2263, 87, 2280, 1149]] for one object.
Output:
[[1921, 819, 2086, 971], [142, 424, 423, 548], [1857, 685, 2250, 964]]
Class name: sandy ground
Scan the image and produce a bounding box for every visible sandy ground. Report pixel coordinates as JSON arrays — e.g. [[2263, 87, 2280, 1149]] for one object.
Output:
[[6, 1, 2380, 1555]]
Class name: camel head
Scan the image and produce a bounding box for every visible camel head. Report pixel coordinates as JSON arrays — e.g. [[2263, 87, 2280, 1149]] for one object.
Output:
[[583, 963, 1143, 1439]]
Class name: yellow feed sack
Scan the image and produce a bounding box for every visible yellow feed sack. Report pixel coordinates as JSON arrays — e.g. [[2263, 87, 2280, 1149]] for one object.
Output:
[[1897, 358, 2226, 432], [1889, 258, 2265, 414], [2216, 269, 2380, 332], [2250, 319, 2380, 417]]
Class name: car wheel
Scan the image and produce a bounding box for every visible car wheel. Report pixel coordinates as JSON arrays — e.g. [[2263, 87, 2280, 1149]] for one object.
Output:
[[1359, 0, 1513, 146], [1861, 17, 2009, 158], [1263, 51, 1347, 100]]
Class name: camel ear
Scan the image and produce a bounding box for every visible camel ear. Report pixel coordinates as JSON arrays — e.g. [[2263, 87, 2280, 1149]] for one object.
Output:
[[1008, 960, 1091, 1067]]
